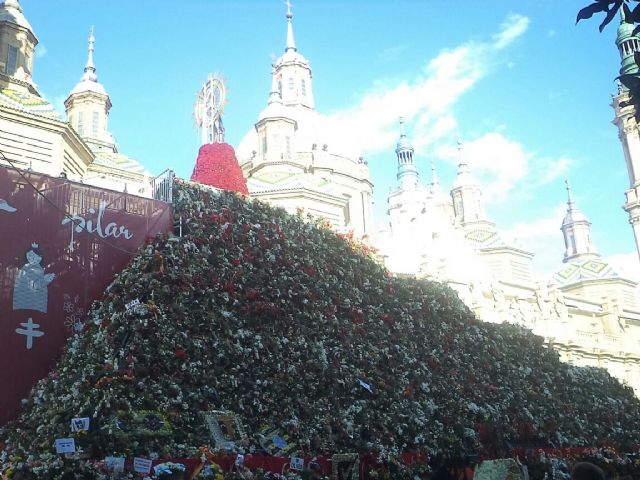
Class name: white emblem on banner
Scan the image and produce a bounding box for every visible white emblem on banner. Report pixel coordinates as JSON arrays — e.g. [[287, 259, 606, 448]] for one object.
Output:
[[15, 318, 44, 349]]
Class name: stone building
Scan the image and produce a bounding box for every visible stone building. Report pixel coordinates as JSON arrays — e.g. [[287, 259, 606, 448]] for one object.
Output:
[[232, 3, 640, 393], [237, 4, 374, 238], [377, 119, 640, 393], [613, 13, 640, 261], [0, 0, 150, 195]]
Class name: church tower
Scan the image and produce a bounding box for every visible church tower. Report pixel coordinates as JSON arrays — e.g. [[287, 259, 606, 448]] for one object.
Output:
[[612, 13, 640, 258], [64, 28, 115, 153], [561, 179, 598, 262], [450, 137, 486, 226], [395, 117, 418, 191], [239, 2, 374, 239], [0, 0, 38, 94], [255, 63, 298, 164], [273, 1, 314, 110]]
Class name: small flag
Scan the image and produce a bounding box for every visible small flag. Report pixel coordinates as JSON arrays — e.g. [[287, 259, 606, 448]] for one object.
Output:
[[358, 379, 373, 393]]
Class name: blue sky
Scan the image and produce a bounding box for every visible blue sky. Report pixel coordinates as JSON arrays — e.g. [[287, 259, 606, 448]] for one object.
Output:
[[22, 0, 639, 278]]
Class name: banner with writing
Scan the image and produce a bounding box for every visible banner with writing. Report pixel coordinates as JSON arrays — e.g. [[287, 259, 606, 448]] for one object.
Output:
[[0, 166, 172, 425]]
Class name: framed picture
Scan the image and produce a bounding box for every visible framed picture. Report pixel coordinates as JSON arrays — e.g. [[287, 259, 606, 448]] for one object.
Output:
[[474, 459, 523, 480], [204, 410, 244, 448], [113, 410, 171, 437], [332, 453, 359, 480], [256, 424, 297, 456]]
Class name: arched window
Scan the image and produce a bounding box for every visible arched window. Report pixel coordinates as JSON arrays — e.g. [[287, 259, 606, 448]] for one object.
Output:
[[92, 111, 99, 137], [288, 77, 294, 91], [77, 111, 84, 136], [301, 79, 306, 96], [6, 44, 17, 75], [278, 81, 282, 95]]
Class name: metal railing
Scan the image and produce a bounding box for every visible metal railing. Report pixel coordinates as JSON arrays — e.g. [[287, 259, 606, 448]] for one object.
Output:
[[151, 169, 174, 204]]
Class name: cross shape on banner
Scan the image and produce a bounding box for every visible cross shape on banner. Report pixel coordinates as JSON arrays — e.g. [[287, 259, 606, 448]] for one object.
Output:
[[15, 318, 44, 349]]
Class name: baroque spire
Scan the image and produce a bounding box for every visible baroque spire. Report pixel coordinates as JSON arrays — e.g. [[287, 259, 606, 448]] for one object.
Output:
[[565, 178, 575, 209], [285, 0, 296, 52], [456, 135, 469, 174], [81, 27, 98, 83], [615, 7, 640, 76], [3, 0, 22, 11], [430, 158, 441, 194], [395, 117, 418, 191], [561, 178, 597, 262]]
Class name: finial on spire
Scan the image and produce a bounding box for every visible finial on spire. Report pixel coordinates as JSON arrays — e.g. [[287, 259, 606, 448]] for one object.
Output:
[[430, 158, 441, 193], [3, 0, 22, 12], [565, 178, 575, 208], [456, 134, 467, 167], [399, 117, 406, 137], [285, 0, 296, 52], [81, 26, 98, 82]]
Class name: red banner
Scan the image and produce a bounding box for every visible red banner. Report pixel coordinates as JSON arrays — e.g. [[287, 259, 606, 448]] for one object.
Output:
[[0, 166, 172, 425]]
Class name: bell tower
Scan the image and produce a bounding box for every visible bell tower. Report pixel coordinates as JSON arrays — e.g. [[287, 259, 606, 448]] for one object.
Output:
[[0, 0, 38, 94], [612, 13, 640, 258], [64, 28, 114, 152]]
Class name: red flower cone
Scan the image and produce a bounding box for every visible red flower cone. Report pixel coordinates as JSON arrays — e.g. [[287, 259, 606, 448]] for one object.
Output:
[[191, 143, 249, 195]]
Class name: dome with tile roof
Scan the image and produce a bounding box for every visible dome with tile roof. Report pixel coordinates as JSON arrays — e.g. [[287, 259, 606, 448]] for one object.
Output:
[[0, 88, 58, 119]]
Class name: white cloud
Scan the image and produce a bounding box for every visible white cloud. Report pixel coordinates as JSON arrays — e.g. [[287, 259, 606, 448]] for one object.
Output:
[[503, 204, 567, 277], [463, 132, 530, 201], [428, 131, 572, 204], [492, 14, 530, 50], [35, 45, 47, 59], [503, 219, 640, 282], [49, 93, 67, 117], [378, 44, 409, 62], [321, 13, 530, 159], [607, 252, 640, 282], [536, 156, 572, 185]]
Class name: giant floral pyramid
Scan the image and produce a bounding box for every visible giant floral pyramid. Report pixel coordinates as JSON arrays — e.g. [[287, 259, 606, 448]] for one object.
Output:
[[1, 179, 639, 478]]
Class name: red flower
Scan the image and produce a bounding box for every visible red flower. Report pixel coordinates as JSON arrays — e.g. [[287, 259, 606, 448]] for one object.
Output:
[[174, 349, 187, 359], [246, 289, 258, 301], [301, 266, 316, 277], [381, 314, 395, 325], [191, 143, 249, 195]]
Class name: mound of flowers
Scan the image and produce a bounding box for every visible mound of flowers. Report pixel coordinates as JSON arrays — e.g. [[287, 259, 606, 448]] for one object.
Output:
[[1, 179, 640, 479], [190, 143, 248, 195]]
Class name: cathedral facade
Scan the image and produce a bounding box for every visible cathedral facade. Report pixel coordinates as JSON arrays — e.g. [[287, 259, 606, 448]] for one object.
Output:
[[378, 111, 640, 394], [0, 0, 150, 196], [5, 0, 640, 394], [232, 4, 640, 393], [237, 5, 374, 238]]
